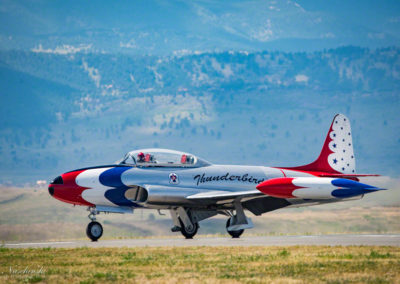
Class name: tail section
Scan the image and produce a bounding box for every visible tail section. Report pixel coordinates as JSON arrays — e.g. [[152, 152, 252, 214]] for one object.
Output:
[[285, 114, 356, 174]]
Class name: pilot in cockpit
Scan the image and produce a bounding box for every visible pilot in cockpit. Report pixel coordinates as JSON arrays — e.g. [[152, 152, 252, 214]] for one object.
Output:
[[181, 154, 194, 164], [137, 152, 145, 163], [187, 155, 194, 164]]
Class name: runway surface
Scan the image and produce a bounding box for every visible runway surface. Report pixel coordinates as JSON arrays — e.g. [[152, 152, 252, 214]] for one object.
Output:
[[4, 234, 400, 248]]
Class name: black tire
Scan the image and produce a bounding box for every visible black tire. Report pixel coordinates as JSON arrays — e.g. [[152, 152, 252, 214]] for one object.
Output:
[[86, 221, 103, 242], [226, 217, 244, 238], [179, 218, 199, 239]]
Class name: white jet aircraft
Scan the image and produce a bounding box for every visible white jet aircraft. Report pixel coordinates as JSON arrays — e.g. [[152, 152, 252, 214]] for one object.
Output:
[[48, 114, 384, 241]]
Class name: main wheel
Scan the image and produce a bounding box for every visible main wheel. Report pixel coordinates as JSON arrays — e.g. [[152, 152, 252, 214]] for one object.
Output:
[[226, 216, 244, 238], [86, 221, 103, 242], [179, 218, 199, 239]]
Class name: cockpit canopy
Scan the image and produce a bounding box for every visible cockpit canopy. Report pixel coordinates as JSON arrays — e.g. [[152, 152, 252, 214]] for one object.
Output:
[[118, 148, 210, 168]]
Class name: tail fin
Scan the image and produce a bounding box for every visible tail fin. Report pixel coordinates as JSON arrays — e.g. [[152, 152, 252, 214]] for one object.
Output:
[[285, 114, 356, 174]]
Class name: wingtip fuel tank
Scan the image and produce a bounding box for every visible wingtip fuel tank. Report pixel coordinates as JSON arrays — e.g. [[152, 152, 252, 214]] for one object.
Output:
[[256, 177, 385, 199]]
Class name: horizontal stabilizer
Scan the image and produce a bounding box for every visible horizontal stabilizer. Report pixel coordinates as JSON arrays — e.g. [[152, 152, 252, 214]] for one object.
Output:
[[317, 173, 380, 179]]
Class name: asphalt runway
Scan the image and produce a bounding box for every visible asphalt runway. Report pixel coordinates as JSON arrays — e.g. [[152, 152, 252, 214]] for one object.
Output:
[[4, 234, 400, 248]]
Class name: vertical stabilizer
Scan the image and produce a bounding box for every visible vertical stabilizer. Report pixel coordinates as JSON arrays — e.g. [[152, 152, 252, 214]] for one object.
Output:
[[284, 114, 356, 174]]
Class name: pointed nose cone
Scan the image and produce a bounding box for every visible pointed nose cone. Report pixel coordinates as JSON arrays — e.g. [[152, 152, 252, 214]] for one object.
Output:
[[48, 185, 54, 196], [48, 176, 62, 197], [48, 171, 94, 206]]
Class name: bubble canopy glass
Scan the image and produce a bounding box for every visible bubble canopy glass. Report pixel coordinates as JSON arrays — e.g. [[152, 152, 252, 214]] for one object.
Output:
[[118, 148, 210, 167]]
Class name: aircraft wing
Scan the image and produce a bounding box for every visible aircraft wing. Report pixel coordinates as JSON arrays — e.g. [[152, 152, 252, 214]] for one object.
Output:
[[186, 189, 291, 215], [144, 184, 263, 204], [143, 185, 289, 215], [186, 190, 262, 201]]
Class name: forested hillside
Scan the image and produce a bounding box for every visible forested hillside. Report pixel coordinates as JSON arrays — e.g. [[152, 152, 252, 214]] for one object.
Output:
[[0, 46, 399, 183]]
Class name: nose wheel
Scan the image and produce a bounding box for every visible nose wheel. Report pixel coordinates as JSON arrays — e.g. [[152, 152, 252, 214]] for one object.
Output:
[[86, 207, 103, 241], [86, 221, 103, 241]]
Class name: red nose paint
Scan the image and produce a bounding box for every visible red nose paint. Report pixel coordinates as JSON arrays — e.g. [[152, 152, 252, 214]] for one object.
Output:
[[50, 170, 93, 206]]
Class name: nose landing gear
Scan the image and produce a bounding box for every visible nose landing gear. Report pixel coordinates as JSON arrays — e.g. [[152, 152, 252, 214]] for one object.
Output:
[[86, 221, 103, 241], [86, 207, 103, 241]]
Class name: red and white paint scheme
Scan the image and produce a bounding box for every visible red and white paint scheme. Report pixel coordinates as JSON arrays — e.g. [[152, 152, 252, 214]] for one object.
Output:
[[279, 114, 359, 177], [48, 114, 385, 241], [257, 177, 382, 199]]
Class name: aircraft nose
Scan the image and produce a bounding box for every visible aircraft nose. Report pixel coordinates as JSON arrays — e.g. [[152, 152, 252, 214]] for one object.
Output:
[[51, 176, 64, 185], [48, 175, 63, 197], [48, 185, 54, 196], [48, 171, 93, 206]]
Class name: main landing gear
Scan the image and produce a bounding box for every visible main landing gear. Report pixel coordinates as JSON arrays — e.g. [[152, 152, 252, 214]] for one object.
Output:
[[179, 218, 199, 239], [86, 207, 103, 241], [225, 200, 253, 238], [169, 205, 252, 239], [170, 207, 207, 239], [226, 215, 244, 238]]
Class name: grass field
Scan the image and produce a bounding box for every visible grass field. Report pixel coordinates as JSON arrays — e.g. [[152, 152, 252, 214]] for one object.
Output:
[[0, 246, 399, 283]]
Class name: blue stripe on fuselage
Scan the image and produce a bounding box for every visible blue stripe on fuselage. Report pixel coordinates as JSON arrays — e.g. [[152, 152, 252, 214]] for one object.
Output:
[[99, 167, 131, 187], [100, 167, 141, 207], [104, 187, 142, 207]]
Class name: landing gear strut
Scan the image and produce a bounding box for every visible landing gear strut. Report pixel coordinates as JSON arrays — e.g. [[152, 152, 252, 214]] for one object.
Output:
[[225, 200, 253, 238], [86, 207, 103, 242], [170, 207, 200, 239]]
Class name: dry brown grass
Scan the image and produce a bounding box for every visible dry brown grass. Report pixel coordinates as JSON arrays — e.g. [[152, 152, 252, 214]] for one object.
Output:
[[0, 246, 399, 283]]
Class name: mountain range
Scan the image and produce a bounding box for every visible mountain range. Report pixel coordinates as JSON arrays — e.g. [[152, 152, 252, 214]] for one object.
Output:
[[1, 0, 400, 54], [0, 46, 399, 184], [0, 0, 399, 184]]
